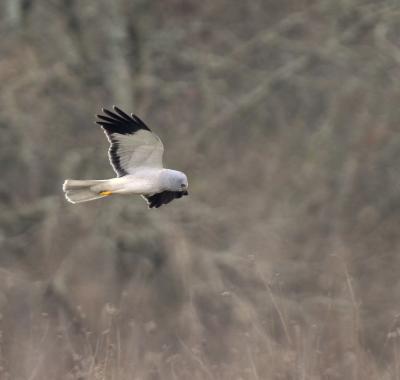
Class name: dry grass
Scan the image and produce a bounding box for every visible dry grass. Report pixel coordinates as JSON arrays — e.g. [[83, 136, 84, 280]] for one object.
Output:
[[0, 246, 397, 380]]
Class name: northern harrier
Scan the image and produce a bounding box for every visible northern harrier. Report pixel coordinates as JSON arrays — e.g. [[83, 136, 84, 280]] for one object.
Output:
[[63, 106, 188, 208]]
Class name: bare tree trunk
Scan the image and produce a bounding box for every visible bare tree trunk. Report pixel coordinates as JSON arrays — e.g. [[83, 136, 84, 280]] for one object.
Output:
[[4, 0, 33, 29], [97, 0, 134, 108], [4, 0, 23, 27]]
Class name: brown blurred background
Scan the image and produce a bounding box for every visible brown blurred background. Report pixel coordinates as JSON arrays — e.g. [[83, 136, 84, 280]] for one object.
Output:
[[1, 1, 400, 379]]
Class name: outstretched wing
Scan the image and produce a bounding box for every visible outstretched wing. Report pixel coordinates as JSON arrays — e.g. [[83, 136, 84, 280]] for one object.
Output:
[[96, 106, 164, 177], [143, 190, 188, 208]]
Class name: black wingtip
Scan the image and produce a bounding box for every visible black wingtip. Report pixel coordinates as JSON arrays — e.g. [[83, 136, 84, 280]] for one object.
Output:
[[113, 106, 132, 121], [96, 106, 151, 134], [102, 107, 113, 115]]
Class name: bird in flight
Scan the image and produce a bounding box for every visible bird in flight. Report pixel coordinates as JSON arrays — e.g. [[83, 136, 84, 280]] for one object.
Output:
[[63, 106, 188, 208]]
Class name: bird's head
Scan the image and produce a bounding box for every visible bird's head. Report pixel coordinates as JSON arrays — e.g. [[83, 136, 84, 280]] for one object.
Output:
[[161, 170, 189, 195]]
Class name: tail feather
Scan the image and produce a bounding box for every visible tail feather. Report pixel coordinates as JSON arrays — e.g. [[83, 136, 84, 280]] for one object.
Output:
[[65, 190, 107, 204], [63, 179, 108, 191], [63, 179, 109, 204]]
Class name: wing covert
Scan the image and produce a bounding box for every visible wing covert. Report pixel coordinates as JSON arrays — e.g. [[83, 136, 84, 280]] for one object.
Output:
[[96, 106, 164, 176]]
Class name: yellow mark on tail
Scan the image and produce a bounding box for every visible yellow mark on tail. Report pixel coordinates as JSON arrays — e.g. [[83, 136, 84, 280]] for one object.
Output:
[[99, 190, 113, 196]]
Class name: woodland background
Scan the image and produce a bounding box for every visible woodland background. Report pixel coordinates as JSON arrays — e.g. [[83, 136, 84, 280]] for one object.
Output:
[[1, 0, 400, 379]]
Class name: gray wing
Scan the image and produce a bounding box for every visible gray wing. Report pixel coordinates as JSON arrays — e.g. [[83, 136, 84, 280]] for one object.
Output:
[[96, 106, 164, 176]]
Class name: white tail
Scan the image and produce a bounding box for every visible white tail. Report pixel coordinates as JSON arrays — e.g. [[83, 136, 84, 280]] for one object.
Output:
[[63, 179, 109, 204]]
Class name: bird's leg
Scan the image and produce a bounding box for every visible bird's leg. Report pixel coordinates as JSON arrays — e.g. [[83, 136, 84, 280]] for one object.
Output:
[[99, 191, 113, 196]]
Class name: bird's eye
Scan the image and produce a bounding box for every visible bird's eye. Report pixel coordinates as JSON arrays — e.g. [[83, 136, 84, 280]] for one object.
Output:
[[181, 183, 186, 188]]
